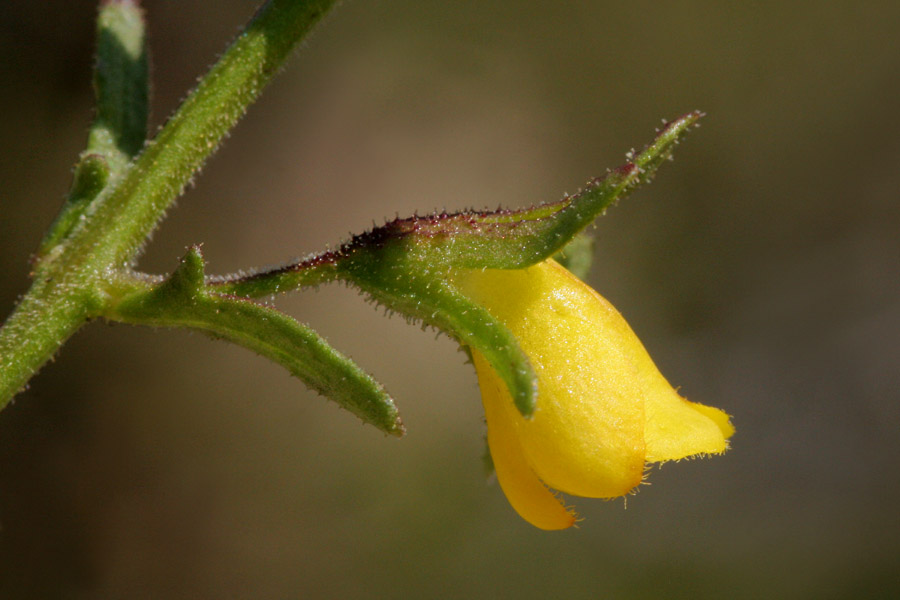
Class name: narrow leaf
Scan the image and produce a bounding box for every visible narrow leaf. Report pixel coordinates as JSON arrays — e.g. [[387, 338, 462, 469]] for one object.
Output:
[[108, 248, 404, 436], [90, 0, 149, 168]]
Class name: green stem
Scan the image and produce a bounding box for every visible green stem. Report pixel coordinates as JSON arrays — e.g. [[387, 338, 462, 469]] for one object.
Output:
[[0, 278, 101, 401], [209, 253, 341, 297], [60, 0, 339, 272], [0, 0, 338, 409]]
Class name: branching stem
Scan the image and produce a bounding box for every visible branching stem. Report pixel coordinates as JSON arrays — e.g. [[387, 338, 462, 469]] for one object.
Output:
[[0, 0, 338, 408]]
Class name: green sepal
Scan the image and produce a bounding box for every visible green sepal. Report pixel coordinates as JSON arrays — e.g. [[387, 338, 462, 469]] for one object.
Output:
[[108, 247, 405, 436], [336, 249, 538, 417], [212, 112, 702, 300], [340, 112, 703, 271]]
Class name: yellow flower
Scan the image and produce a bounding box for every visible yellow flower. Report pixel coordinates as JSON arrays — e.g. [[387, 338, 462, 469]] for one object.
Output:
[[455, 259, 734, 530]]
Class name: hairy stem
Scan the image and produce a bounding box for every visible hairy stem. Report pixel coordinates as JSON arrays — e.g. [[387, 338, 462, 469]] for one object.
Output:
[[0, 0, 338, 409]]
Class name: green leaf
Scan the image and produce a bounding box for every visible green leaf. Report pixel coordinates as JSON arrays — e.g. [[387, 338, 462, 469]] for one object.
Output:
[[90, 0, 149, 167], [107, 247, 405, 436]]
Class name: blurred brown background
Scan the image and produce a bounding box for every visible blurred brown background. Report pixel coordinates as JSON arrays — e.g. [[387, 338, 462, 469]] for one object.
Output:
[[1, 1, 899, 598]]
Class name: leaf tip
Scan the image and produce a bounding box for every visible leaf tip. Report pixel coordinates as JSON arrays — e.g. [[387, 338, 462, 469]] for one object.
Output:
[[388, 416, 407, 438]]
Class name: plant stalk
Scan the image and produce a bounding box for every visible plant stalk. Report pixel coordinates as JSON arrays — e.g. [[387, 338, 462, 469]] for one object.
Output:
[[0, 0, 338, 409]]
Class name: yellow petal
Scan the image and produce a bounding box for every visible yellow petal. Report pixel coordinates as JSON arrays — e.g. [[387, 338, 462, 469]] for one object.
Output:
[[476, 350, 576, 530], [458, 260, 646, 499], [624, 319, 735, 462]]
